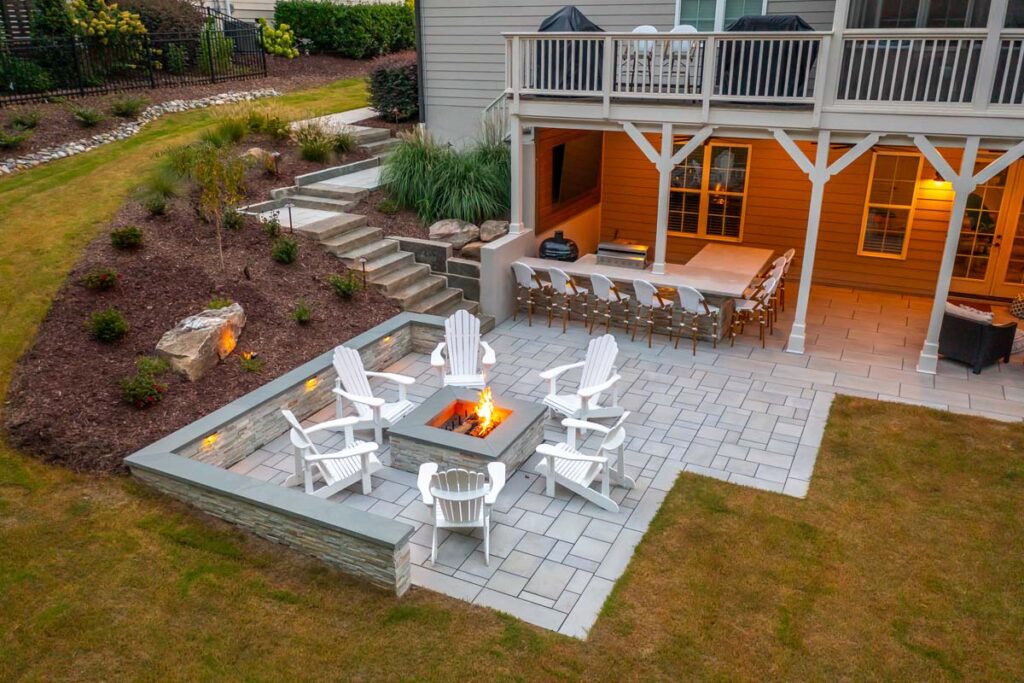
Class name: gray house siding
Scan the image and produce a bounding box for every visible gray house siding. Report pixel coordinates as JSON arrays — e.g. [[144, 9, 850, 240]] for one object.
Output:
[[419, 0, 837, 143]]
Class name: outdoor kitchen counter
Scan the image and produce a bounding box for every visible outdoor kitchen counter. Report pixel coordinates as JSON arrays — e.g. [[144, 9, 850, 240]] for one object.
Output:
[[520, 245, 774, 342]]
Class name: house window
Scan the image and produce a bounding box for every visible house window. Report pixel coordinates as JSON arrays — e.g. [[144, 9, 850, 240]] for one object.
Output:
[[858, 152, 922, 259], [669, 142, 750, 241], [847, 0, 991, 29], [677, 0, 764, 31]]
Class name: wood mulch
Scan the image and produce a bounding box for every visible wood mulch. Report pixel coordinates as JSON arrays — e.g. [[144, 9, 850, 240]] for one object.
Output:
[[349, 189, 428, 240], [353, 115, 418, 138], [1, 53, 404, 157], [2, 135, 399, 473]]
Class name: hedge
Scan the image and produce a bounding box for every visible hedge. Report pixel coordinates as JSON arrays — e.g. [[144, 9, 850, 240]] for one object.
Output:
[[274, 1, 415, 58], [369, 54, 418, 122]]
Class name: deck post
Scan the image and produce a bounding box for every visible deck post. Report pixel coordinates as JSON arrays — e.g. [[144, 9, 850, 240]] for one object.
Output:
[[653, 123, 674, 276], [509, 114, 524, 235], [972, 0, 1009, 112]]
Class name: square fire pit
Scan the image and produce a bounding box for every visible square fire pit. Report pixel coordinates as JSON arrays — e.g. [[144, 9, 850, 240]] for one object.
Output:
[[388, 387, 547, 474]]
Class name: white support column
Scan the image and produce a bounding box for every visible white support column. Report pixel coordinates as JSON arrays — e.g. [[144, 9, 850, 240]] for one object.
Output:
[[652, 123, 674, 275], [509, 114, 524, 235], [973, 0, 1009, 111], [773, 129, 880, 354]]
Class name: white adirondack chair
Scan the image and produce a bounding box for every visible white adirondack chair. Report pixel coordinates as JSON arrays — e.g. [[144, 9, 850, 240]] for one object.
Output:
[[281, 409, 381, 498], [332, 345, 416, 444], [534, 413, 636, 513], [430, 309, 496, 388], [417, 462, 506, 565], [540, 333, 623, 420]]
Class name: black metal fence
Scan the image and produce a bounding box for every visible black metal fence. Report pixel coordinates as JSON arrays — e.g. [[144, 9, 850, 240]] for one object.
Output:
[[0, 11, 266, 106]]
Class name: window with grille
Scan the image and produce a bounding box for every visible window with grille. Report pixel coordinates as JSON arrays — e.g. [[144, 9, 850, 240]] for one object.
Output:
[[669, 142, 750, 241], [677, 0, 764, 31], [858, 152, 922, 259]]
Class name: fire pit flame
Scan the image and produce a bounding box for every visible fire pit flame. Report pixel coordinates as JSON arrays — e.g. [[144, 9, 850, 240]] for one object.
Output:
[[475, 387, 496, 437]]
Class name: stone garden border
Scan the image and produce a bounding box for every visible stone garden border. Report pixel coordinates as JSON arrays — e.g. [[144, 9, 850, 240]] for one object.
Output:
[[1, 88, 280, 176], [125, 312, 449, 596]]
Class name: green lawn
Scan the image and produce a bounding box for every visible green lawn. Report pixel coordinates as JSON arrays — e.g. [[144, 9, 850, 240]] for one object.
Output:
[[1, 78, 1022, 681]]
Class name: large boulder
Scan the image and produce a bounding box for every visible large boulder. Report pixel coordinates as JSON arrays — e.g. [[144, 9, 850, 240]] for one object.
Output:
[[156, 303, 246, 381], [428, 219, 479, 250], [460, 241, 484, 260], [479, 219, 509, 242]]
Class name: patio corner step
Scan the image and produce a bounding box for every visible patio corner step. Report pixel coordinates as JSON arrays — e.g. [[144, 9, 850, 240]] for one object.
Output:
[[373, 263, 433, 295], [291, 212, 367, 240], [319, 225, 383, 254], [386, 275, 447, 308], [409, 287, 464, 315]]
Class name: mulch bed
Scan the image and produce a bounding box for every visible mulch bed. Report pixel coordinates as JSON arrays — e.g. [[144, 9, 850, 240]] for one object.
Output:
[[1, 53, 407, 157], [350, 189, 428, 240], [353, 115, 418, 137], [2, 135, 399, 473]]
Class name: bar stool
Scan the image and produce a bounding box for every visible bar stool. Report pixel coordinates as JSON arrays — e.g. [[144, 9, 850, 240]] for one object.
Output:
[[511, 261, 550, 326], [779, 247, 796, 311], [730, 275, 779, 349], [548, 266, 589, 333], [675, 285, 719, 355], [745, 258, 786, 325], [631, 279, 674, 348], [589, 273, 631, 334]]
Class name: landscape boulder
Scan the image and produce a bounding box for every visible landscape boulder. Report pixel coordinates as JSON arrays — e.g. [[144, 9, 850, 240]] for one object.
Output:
[[240, 147, 280, 168], [460, 241, 485, 260], [479, 220, 509, 242], [428, 219, 479, 250], [156, 303, 246, 381]]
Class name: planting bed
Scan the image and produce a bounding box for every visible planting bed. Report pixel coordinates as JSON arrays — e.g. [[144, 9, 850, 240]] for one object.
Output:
[[2, 134, 398, 472], [348, 188, 428, 240]]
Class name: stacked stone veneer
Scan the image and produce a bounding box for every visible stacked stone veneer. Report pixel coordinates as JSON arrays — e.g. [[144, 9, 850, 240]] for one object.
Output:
[[125, 313, 447, 596]]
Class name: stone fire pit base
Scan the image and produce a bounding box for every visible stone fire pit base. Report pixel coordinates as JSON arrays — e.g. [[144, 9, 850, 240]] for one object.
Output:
[[388, 387, 546, 474]]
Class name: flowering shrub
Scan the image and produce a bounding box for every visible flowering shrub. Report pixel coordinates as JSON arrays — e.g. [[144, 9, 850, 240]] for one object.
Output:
[[257, 18, 299, 58], [88, 307, 129, 343], [69, 0, 147, 45], [120, 372, 167, 408], [82, 267, 120, 290]]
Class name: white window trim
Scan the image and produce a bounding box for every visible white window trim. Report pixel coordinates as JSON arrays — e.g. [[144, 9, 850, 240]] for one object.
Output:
[[673, 0, 768, 32], [669, 141, 752, 242], [857, 151, 923, 261]]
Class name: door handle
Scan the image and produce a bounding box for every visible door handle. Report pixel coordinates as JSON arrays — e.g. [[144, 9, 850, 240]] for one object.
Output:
[[993, 235, 1003, 249]]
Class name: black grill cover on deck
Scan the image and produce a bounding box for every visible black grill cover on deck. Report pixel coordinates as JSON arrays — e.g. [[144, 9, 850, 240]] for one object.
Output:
[[720, 14, 817, 99], [535, 6, 605, 92]]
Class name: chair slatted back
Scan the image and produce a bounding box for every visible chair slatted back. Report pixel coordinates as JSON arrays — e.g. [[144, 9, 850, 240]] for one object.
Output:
[[632, 279, 659, 307], [282, 410, 322, 457], [549, 267, 572, 295], [511, 262, 540, 289], [580, 334, 618, 392], [333, 346, 374, 403], [445, 310, 482, 377], [676, 284, 707, 314], [590, 273, 619, 302], [431, 468, 488, 524]]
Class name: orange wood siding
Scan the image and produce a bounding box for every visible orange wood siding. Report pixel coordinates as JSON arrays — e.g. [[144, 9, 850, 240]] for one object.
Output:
[[597, 132, 976, 296], [535, 128, 602, 232]]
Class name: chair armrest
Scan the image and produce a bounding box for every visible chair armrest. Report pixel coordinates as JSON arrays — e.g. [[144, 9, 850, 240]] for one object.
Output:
[[430, 342, 446, 368], [484, 462, 506, 505], [305, 441, 378, 462], [365, 371, 416, 386], [536, 443, 607, 464], [539, 361, 585, 381], [561, 417, 610, 435], [332, 387, 385, 408], [302, 415, 361, 435], [578, 373, 621, 400], [480, 341, 496, 368], [417, 463, 438, 505]]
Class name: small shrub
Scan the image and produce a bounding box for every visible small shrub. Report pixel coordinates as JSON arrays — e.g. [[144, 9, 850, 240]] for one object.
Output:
[[207, 296, 233, 309], [163, 143, 202, 176], [239, 351, 263, 373], [135, 355, 169, 377], [144, 194, 167, 216], [223, 207, 244, 230], [212, 116, 247, 144], [376, 199, 399, 215], [257, 17, 299, 58], [82, 267, 120, 291], [327, 272, 362, 299], [293, 121, 334, 163], [369, 55, 419, 122], [88, 307, 129, 343], [381, 128, 450, 209], [72, 107, 103, 128], [292, 299, 312, 325], [0, 54, 53, 94], [140, 167, 182, 201], [198, 20, 235, 76], [120, 372, 167, 409], [271, 237, 299, 264], [110, 96, 149, 118], [110, 225, 143, 250], [118, 0, 204, 33], [0, 130, 30, 150], [333, 131, 355, 155], [261, 213, 281, 237], [10, 110, 41, 130], [164, 43, 189, 74], [242, 107, 289, 139]]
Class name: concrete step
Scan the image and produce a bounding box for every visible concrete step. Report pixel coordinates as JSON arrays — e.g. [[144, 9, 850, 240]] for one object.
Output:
[[351, 126, 390, 145], [388, 275, 447, 309], [292, 212, 367, 241], [360, 250, 415, 279], [320, 225, 383, 254], [410, 287, 464, 315], [360, 138, 399, 156], [336, 237, 398, 263], [302, 181, 370, 202], [373, 263, 432, 295], [287, 194, 356, 212]]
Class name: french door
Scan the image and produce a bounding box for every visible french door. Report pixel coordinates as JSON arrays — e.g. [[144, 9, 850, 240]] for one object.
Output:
[[950, 162, 1024, 298]]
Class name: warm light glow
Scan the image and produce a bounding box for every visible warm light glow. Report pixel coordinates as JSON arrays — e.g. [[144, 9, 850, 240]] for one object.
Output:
[[202, 433, 219, 449], [305, 377, 319, 392], [474, 387, 497, 437], [218, 327, 237, 357], [383, 335, 392, 343], [241, 350, 256, 361]]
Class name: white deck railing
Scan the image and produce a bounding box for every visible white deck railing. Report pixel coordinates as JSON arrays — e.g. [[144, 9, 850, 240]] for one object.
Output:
[[504, 29, 1024, 113]]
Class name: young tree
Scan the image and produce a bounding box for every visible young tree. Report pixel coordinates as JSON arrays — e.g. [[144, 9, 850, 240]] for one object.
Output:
[[191, 144, 246, 269]]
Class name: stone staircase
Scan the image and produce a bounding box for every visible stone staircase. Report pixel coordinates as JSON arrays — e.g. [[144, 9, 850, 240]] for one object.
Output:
[[243, 162, 478, 317], [350, 126, 400, 157]]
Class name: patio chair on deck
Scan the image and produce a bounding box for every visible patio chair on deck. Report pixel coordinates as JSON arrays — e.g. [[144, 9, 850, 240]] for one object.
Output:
[[511, 261, 551, 326], [417, 463, 506, 566], [534, 413, 636, 513], [632, 279, 674, 347], [540, 333, 623, 420], [730, 275, 779, 348], [589, 273, 631, 334], [282, 409, 381, 498], [431, 309, 496, 388], [333, 345, 416, 444], [675, 284, 719, 355], [548, 266, 590, 332]]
